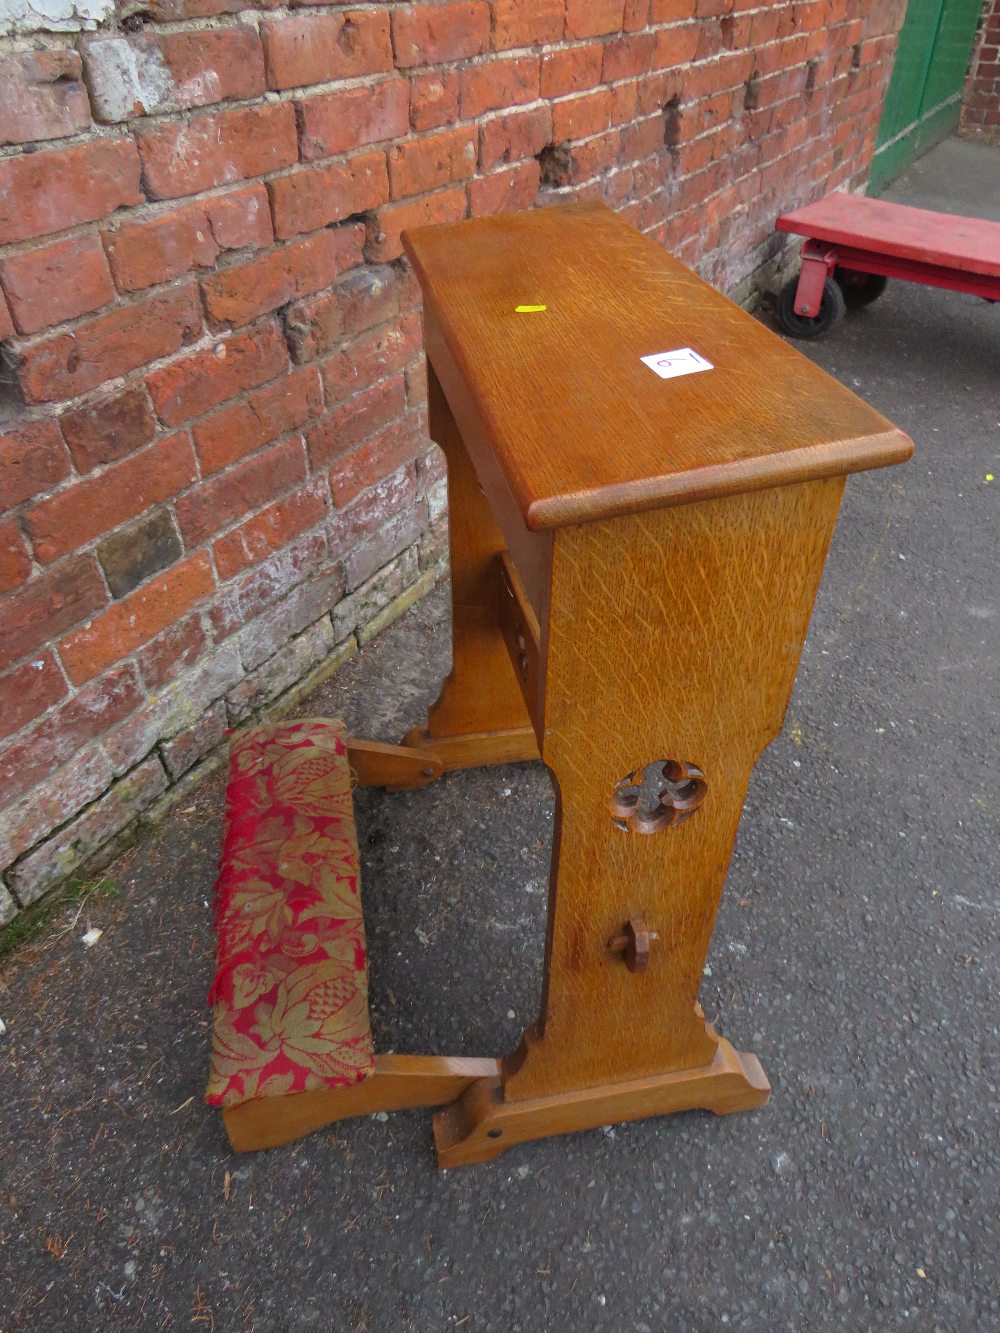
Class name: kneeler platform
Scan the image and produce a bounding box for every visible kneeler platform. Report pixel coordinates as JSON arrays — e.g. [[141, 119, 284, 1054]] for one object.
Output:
[[206, 204, 913, 1167]]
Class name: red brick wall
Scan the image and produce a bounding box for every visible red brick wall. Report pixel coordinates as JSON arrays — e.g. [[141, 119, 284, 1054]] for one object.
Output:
[[962, 0, 1000, 142], [0, 1, 904, 926]]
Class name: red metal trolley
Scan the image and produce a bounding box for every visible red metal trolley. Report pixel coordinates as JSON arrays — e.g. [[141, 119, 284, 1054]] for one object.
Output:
[[774, 191, 1000, 339]]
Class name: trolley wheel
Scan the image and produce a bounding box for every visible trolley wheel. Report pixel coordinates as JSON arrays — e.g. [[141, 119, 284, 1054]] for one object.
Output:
[[775, 275, 846, 340], [836, 269, 888, 308]]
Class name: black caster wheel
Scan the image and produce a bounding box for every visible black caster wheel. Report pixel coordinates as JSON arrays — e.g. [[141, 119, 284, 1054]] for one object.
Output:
[[836, 269, 888, 308], [775, 274, 846, 340]]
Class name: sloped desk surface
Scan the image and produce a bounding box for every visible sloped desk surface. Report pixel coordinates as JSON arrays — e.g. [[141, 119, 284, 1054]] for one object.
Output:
[[404, 202, 913, 532]]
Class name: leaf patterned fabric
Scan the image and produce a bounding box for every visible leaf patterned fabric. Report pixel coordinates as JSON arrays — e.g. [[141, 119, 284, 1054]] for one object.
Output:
[[205, 718, 374, 1108]]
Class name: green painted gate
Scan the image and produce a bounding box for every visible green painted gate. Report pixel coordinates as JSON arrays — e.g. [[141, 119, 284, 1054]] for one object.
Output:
[[870, 0, 984, 192]]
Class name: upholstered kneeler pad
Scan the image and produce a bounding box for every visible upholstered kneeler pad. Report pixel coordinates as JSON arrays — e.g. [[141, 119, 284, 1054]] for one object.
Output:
[[205, 718, 374, 1109]]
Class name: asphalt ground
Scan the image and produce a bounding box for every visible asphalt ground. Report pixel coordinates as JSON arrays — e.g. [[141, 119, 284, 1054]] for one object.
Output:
[[1, 139, 998, 1331]]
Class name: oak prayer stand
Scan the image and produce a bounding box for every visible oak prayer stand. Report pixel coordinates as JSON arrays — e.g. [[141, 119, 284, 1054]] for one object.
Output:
[[218, 203, 912, 1168]]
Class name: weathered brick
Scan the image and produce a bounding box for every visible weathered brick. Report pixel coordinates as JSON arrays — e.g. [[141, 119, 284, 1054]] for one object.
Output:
[[603, 32, 657, 81], [320, 311, 422, 401], [469, 160, 541, 215], [0, 554, 106, 668], [654, 22, 701, 67], [0, 51, 91, 147], [330, 546, 417, 643], [419, 512, 449, 572], [160, 699, 227, 778], [491, 0, 564, 49], [15, 282, 203, 406], [214, 480, 328, 580], [299, 79, 409, 161], [268, 155, 389, 241], [479, 106, 552, 170], [330, 463, 424, 590], [406, 361, 428, 409], [1, 745, 113, 872], [25, 433, 196, 565], [0, 663, 141, 806], [540, 44, 604, 99], [460, 56, 540, 118], [565, 0, 625, 37], [344, 500, 423, 590], [388, 127, 477, 198], [208, 528, 328, 640], [8, 757, 168, 907], [136, 102, 297, 201], [552, 89, 613, 141], [391, 3, 490, 67], [306, 375, 407, 469], [228, 616, 337, 720], [175, 436, 307, 545], [0, 652, 67, 742], [104, 638, 241, 773], [328, 413, 426, 506], [262, 10, 392, 90], [207, 185, 273, 252], [236, 563, 346, 670], [146, 320, 288, 426], [193, 364, 323, 474], [566, 128, 622, 183], [104, 205, 214, 293], [82, 28, 264, 122], [136, 613, 207, 691], [417, 445, 447, 515], [409, 70, 461, 131], [0, 139, 143, 248], [285, 264, 408, 363], [104, 188, 272, 293], [59, 385, 157, 473], [0, 234, 115, 337], [0, 293, 13, 342], [97, 508, 183, 599], [0, 419, 71, 509], [202, 226, 366, 327], [624, 0, 650, 29], [0, 519, 32, 595], [59, 553, 215, 684], [366, 187, 467, 263]]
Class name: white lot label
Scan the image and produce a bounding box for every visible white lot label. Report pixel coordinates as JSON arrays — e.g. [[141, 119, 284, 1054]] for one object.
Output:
[[640, 347, 714, 380]]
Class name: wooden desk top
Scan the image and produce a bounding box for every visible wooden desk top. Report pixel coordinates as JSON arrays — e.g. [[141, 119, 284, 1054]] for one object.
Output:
[[403, 203, 913, 531]]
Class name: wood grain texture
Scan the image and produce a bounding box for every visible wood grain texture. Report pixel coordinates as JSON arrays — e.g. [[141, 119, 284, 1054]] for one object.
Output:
[[222, 1055, 499, 1152], [434, 1036, 769, 1168], [420, 364, 543, 745], [347, 739, 443, 790], [403, 203, 913, 532], [503, 478, 845, 1101], [777, 191, 1000, 278]]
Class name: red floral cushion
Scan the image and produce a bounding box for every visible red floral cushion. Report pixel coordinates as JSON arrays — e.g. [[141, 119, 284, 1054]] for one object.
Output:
[[205, 718, 374, 1108]]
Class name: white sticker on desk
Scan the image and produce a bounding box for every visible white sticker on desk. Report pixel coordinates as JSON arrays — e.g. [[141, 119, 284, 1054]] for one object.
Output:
[[640, 347, 714, 380]]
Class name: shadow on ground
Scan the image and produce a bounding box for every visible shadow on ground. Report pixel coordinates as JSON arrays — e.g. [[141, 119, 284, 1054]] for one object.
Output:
[[1, 139, 998, 1331]]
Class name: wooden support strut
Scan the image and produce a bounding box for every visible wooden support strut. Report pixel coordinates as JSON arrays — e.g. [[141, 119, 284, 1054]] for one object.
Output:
[[224, 1055, 499, 1153]]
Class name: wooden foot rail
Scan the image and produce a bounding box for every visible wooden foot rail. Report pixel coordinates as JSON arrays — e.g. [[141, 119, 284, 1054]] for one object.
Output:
[[225, 1055, 499, 1152]]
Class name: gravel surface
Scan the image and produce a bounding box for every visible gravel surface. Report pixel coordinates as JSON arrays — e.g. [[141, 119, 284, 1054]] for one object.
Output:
[[1, 141, 998, 1331]]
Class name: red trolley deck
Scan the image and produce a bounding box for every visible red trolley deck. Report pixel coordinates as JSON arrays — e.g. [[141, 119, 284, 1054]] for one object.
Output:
[[774, 191, 1000, 339]]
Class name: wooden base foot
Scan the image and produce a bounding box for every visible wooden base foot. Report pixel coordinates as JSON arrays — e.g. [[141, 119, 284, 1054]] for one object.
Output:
[[432, 1037, 769, 1168], [400, 724, 540, 774], [347, 739, 444, 791], [223, 1054, 499, 1152]]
